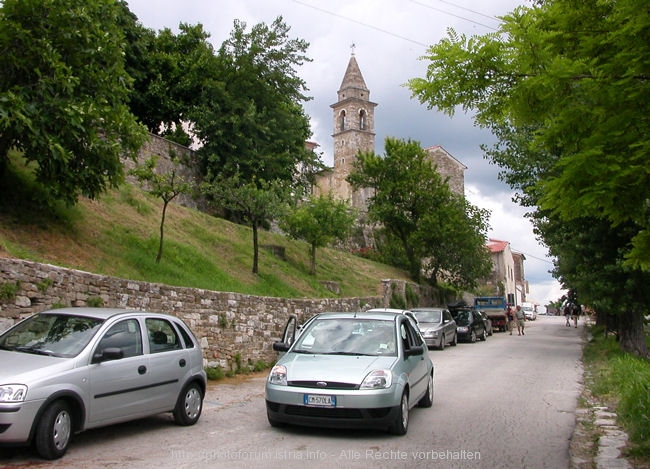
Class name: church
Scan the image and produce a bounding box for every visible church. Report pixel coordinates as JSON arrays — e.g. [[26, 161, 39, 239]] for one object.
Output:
[[312, 52, 468, 209]]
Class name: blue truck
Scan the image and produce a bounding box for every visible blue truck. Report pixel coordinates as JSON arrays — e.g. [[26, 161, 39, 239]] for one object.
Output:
[[474, 296, 508, 332]]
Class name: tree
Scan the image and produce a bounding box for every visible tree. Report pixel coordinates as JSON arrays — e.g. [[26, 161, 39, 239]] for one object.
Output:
[[348, 137, 492, 290], [194, 17, 317, 189], [280, 194, 356, 275], [407, 0, 650, 357], [129, 153, 193, 264], [202, 176, 287, 274], [0, 0, 147, 205]]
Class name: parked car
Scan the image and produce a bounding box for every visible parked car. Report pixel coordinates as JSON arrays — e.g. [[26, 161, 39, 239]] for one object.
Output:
[[453, 309, 487, 343], [411, 308, 457, 350], [477, 310, 493, 336], [522, 304, 537, 321], [0, 308, 206, 460], [266, 311, 434, 435]]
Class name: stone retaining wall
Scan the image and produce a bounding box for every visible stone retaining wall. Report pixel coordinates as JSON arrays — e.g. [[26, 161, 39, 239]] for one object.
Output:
[[0, 258, 400, 371]]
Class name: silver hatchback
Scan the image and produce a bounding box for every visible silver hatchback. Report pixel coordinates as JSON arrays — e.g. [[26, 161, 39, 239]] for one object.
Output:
[[0, 308, 206, 459], [266, 311, 434, 435]]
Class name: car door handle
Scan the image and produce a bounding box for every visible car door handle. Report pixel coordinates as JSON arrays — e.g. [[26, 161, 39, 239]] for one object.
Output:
[[138, 365, 147, 375], [179, 359, 186, 367]]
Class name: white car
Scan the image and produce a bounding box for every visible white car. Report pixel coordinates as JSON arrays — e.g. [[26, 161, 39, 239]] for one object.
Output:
[[0, 308, 206, 459]]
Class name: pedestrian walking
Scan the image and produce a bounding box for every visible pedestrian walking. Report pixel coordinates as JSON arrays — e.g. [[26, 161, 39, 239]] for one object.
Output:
[[515, 305, 526, 335], [506, 306, 515, 335], [571, 303, 581, 328], [564, 303, 572, 326]]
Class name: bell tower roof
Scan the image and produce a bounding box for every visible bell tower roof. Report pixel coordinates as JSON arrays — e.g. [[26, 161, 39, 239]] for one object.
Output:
[[337, 54, 371, 102]]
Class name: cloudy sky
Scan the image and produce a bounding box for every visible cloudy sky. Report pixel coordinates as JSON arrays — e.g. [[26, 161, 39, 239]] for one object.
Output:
[[125, 0, 565, 308]]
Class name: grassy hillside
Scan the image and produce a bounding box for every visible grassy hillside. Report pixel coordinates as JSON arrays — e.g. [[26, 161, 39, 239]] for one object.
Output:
[[0, 156, 410, 299]]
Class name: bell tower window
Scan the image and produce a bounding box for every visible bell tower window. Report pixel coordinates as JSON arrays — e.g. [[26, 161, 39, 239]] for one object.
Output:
[[339, 110, 347, 131], [359, 109, 366, 130]]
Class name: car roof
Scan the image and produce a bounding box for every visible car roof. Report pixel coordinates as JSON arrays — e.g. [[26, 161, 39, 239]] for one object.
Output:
[[311, 311, 407, 322], [411, 307, 447, 311], [37, 307, 175, 321]]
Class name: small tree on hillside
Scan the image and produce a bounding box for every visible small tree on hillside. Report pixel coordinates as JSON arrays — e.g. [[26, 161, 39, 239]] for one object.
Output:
[[202, 175, 287, 274], [281, 194, 356, 275], [130, 152, 192, 263]]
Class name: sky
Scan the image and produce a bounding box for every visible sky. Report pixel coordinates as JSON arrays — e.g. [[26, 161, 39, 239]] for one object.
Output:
[[125, 0, 565, 309]]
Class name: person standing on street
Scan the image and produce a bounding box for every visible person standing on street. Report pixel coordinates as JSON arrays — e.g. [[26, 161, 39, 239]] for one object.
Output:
[[564, 303, 572, 326], [515, 305, 526, 335], [506, 306, 515, 335]]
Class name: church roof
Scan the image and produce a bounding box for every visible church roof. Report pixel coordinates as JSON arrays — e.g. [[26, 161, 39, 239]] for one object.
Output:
[[338, 55, 368, 93], [487, 239, 510, 254]]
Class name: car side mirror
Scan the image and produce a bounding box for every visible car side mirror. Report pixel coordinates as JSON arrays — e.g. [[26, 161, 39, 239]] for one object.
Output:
[[405, 345, 424, 357], [92, 347, 124, 364], [273, 341, 290, 352]]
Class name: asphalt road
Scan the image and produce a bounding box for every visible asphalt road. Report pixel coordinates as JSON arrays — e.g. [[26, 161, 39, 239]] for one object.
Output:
[[0, 315, 585, 469]]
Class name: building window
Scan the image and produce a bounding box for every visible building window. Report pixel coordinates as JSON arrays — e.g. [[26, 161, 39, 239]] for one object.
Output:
[[339, 110, 346, 131], [359, 109, 366, 130]]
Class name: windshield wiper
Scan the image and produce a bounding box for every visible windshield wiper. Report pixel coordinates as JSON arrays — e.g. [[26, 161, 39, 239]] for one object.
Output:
[[15, 346, 55, 356]]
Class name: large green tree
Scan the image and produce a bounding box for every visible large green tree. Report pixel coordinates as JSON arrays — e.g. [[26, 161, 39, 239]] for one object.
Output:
[[0, 0, 147, 205], [194, 17, 317, 188], [407, 0, 650, 357], [281, 194, 356, 275], [348, 137, 492, 290]]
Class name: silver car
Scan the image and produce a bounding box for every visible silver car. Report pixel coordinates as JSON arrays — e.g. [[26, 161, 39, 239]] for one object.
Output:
[[266, 311, 434, 435], [411, 308, 457, 350], [0, 308, 206, 459]]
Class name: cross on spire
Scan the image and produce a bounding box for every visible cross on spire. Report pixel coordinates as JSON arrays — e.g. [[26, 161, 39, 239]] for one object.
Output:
[[350, 43, 356, 56]]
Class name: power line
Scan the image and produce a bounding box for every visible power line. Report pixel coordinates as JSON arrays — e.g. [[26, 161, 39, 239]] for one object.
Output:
[[292, 0, 428, 47], [409, 0, 499, 31]]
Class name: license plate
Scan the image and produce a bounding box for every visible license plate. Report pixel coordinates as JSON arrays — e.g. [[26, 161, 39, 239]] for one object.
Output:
[[304, 394, 336, 407]]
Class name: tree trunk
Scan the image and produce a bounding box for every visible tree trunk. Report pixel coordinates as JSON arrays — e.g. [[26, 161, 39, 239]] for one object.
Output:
[[156, 201, 168, 264], [309, 243, 316, 275], [252, 222, 259, 274], [618, 307, 650, 359]]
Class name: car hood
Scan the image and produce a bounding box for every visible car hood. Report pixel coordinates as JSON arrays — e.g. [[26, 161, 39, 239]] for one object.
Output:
[[0, 350, 72, 383], [418, 321, 444, 330], [279, 353, 397, 384]]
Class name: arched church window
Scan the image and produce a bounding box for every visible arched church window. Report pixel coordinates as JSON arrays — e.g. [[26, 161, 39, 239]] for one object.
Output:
[[359, 109, 366, 130], [339, 110, 346, 131]]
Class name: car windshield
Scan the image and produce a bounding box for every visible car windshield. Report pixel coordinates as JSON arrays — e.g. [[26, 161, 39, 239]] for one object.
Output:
[[455, 310, 472, 326], [413, 310, 441, 323], [0, 313, 104, 358], [293, 318, 397, 356]]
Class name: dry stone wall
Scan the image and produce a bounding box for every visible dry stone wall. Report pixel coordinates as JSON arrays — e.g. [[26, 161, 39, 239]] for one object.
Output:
[[0, 258, 394, 370]]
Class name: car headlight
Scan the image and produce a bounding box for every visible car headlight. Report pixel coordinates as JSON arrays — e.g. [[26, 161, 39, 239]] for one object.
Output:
[[0, 384, 27, 403], [268, 365, 287, 386], [360, 369, 392, 390], [425, 329, 438, 338]]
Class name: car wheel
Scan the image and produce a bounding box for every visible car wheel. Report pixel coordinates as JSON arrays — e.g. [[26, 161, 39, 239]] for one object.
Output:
[[418, 374, 434, 408], [389, 391, 409, 435], [451, 332, 457, 346], [470, 330, 477, 343], [173, 382, 203, 426], [35, 400, 72, 460], [438, 335, 445, 351]]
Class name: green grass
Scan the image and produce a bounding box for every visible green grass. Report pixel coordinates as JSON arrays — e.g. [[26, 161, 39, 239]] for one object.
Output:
[[583, 326, 650, 460], [0, 153, 410, 300]]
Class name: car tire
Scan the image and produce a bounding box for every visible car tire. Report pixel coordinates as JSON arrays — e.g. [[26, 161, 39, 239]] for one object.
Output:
[[470, 330, 477, 343], [418, 374, 434, 408], [389, 391, 409, 435], [173, 382, 203, 426], [35, 400, 72, 460], [438, 335, 445, 351], [451, 333, 457, 346]]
